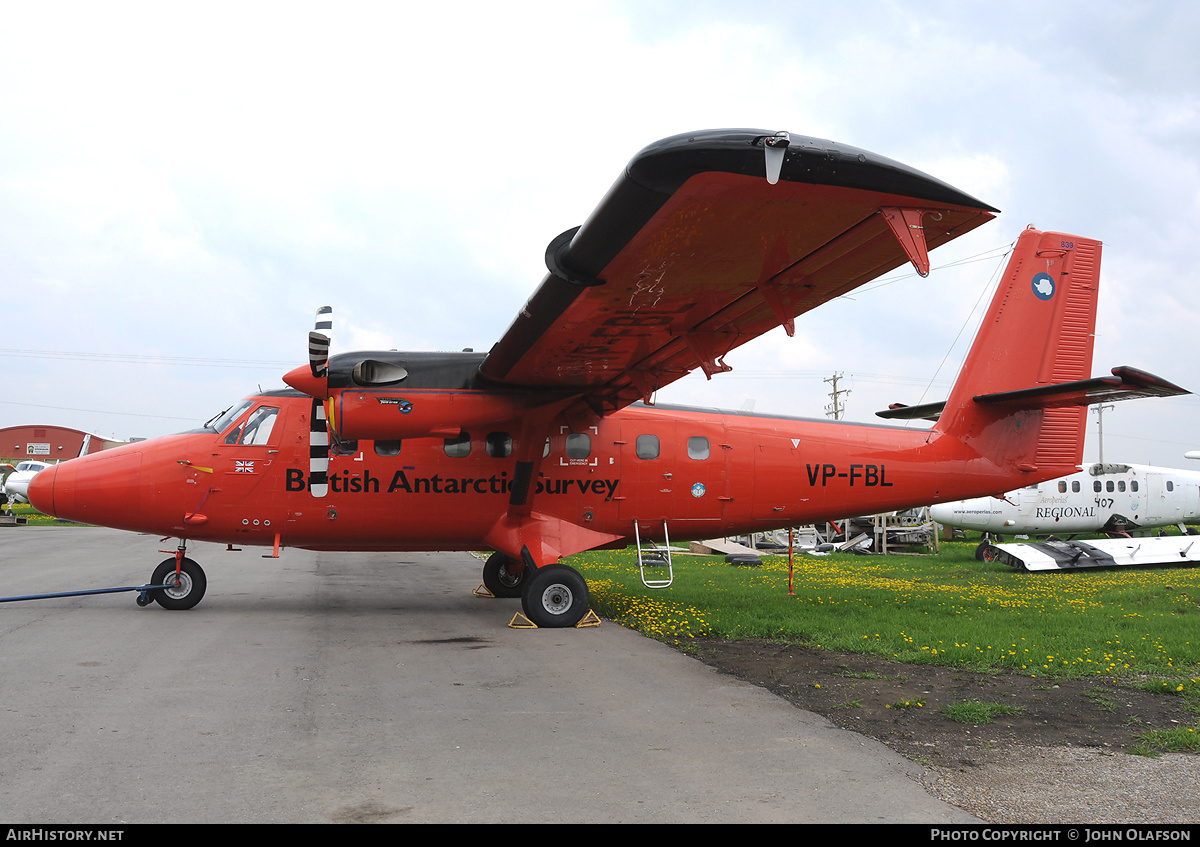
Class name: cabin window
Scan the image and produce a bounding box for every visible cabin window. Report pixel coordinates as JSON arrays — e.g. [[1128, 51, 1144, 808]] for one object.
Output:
[[486, 432, 512, 458], [444, 433, 471, 458], [374, 440, 402, 457], [636, 435, 659, 460], [1131, 481, 1139, 492], [1057, 481, 1067, 493], [1118, 481, 1126, 492], [1094, 481, 1102, 493], [1168, 480, 1175, 492], [1106, 481, 1115, 492], [1072, 481, 1081, 492], [688, 436, 710, 460], [565, 433, 591, 459]]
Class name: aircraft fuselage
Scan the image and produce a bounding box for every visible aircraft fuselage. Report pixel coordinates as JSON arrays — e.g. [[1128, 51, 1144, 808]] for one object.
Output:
[[30, 389, 1068, 553]]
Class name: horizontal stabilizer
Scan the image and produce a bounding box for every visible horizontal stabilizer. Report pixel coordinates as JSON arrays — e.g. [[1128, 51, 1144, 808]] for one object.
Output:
[[877, 367, 1187, 421], [973, 366, 1188, 409], [876, 401, 946, 421]]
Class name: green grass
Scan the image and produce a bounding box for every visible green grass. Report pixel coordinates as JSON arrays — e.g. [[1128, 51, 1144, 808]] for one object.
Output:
[[1083, 688, 1119, 712], [570, 542, 1200, 750], [1131, 727, 1200, 757], [940, 700, 1023, 724], [1135, 677, 1198, 696], [568, 543, 1200, 679], [2, 503, 85, 526]]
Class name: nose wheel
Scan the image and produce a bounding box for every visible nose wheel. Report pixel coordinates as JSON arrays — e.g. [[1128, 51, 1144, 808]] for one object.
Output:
[[149, 557, 207, 610]]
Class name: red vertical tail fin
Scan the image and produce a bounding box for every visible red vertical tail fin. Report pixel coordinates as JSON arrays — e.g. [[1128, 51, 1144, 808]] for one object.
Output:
[[935, 227, 1101, 472]]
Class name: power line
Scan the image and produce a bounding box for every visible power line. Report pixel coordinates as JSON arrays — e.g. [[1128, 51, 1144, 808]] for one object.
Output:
[[0, 399, 199, 422], [0, 348, 293, 369]]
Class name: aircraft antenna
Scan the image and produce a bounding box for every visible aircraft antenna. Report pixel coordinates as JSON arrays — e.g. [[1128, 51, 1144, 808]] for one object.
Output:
[[906, 240, 1014, 425]]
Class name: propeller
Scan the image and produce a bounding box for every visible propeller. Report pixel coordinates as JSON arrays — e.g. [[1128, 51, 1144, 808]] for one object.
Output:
[[309, 305, 332, 380], [284, 307, 334, 498]]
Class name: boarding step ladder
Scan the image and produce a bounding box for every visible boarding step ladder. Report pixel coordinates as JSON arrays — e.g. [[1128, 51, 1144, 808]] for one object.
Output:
[[634, 520, 674, 589]]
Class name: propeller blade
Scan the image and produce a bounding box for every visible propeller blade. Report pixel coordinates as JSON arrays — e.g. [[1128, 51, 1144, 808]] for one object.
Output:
[[308, 306, 333, 379], [299, 307, 333, 498], [308, 398, 330, 498]]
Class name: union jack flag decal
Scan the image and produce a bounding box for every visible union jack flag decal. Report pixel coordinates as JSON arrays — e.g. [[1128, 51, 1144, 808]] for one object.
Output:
[[235, 460, 255, 473]]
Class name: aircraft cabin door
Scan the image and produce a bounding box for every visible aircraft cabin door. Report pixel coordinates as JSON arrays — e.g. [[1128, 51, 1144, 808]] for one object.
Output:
[[616, 421, 727, 537], [209, 402, 288, 539], [1145, 472, 1183, 525]]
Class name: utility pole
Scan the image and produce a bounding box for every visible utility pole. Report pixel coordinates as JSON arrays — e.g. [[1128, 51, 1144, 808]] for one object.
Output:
[[824, 372, 851, 420], [1092, 403, 1114, 465]]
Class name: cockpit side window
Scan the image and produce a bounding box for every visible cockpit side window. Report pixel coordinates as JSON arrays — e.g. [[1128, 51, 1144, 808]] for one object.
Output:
[[237, 406, 280, 446], [224, 405, 280, 445]]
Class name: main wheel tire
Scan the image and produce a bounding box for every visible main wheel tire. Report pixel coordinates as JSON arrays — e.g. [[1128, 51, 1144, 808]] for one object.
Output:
[[482, 552, 528, 598], [150, 557, 207, 610], [521, 564, 589, 628]]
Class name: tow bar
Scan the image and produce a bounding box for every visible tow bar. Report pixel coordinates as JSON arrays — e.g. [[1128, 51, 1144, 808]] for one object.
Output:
[[0, 584, 174, 606]]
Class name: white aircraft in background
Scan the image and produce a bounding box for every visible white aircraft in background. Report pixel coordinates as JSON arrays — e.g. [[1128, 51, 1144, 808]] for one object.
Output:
[[2, 460, 54, 509], [930, 462, 1200, 556]]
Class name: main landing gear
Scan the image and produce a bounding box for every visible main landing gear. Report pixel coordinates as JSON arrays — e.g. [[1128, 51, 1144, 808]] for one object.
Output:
[[481, 554, 590, 628], [482, 552, 530, 598]]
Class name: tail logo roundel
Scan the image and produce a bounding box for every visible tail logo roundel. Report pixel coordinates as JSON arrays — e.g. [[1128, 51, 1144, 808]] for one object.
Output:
[[1031, 272, 1056, 300]]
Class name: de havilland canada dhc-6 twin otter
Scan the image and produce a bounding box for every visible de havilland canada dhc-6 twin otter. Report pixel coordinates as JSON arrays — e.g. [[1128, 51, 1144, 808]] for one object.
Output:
[[27, 129, 1190, 626]]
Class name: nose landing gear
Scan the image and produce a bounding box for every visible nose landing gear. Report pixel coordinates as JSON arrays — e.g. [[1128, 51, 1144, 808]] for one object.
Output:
[[147, 556, 207, 610]]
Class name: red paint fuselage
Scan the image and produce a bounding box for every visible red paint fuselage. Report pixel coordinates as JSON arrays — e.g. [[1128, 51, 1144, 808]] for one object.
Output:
[[28, 394, 1052, 553]]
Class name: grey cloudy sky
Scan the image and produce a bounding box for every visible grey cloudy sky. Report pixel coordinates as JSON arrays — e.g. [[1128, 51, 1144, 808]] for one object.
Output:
[[3, 0, 1198, 466]]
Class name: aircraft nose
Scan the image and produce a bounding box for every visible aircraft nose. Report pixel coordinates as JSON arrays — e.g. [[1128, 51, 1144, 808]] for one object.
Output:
[[29, 449, 144, 528], [27, 466, 57, 515]]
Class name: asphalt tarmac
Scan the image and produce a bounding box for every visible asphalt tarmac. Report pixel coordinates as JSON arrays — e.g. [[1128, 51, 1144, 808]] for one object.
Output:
[[0, 527, 977, 823]]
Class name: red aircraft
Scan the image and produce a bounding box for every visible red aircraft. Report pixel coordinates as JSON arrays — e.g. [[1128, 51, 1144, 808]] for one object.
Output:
[[28, 129, 1187, 627]]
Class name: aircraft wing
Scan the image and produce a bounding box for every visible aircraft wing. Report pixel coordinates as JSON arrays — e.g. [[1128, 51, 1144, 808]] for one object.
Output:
[[477, 128, 997, 415]]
